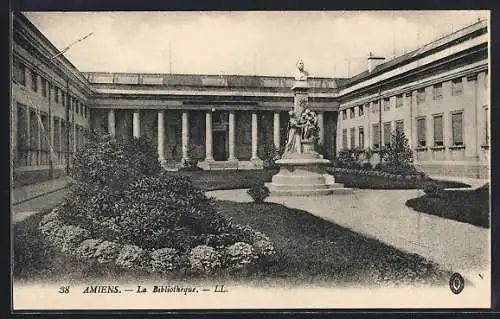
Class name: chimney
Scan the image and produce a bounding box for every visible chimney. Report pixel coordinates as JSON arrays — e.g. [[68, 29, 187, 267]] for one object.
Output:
[[367, 52, 385, 73]]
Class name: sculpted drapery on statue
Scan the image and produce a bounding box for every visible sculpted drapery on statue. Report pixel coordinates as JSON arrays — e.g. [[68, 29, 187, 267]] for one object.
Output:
[[284, 110, 304, 155]]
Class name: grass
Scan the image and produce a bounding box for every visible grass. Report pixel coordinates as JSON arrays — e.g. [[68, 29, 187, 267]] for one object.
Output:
[[214, 200, 450, 286], [406, 183, 490, 228], [13, 200, 450, 287], [164, 168, 279, 191], [330, 169, 471, 190]]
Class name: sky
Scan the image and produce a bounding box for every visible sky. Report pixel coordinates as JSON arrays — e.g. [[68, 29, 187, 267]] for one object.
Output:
[[23, 11, 489, 78]]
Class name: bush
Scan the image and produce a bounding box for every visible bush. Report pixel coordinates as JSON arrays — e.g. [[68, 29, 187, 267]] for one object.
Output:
[[423, 182, 444, 197], [188, 245, 222, 274], [224, 242, 259, 269], [362, 162, 373, 170], [260, 144, 281, 168], [380, 128, 415, 174], [374, 163, 384, 171], [182, 158, 201, 171], [116, 245, 148, 270], [247, 183, 270, 203], [51, 130, 276, 275], [149, 248, 180, 273]]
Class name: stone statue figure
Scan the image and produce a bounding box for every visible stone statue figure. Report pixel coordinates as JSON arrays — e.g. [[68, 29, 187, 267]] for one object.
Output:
[[283, 110, 304, 155], [294, 58, 309, 81]]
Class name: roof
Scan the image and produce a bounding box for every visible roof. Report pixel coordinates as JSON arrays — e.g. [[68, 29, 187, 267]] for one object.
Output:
[[83, 72, 348, 91], [343, 19, 488, 87]]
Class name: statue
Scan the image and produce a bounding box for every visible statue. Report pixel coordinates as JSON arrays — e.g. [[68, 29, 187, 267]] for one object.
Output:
[[283, 110, 304, 156], [294, 58, 309, 81]]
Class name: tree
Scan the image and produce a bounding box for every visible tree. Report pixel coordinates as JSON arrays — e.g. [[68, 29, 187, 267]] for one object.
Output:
[[380, 127, 415, 174]]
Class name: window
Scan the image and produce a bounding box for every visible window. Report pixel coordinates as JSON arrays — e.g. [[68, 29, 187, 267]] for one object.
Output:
[[342, 110, 347, 120], [358, 126, 365, 148], [396, 94, 403, 108], [14, 60, 26, 85], [350, 107, 355, 119], [383, 122, 391, 147], [54, 87, 59, 103], [433, 83, 443, 99], [452, 78, 463, 95], [371, 101, 379, 113], [485, 71, 488, 88], [350, 127, 355, 148], [395, 120, 404, 135], [359, 105, 364, 117], [62, 92, 65, 106], [417, 88, 426, 104], [451, 112, 464, 145], [372, 123, 380, 149], [484, 106, 489, 144], [417, 117, 426, 147], [433, 115, 444, 146], [383, 98, 390, 111], [41, 78, 47, 97], [342, 129, 347, 149], [31, 70, 38, 92]]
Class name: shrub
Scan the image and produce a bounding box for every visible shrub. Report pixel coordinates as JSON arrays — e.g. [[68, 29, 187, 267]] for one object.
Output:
[[260, 144, 281, 168], [188, 245, 222, 274], [116, 244, 148, 270], [149, 248, 180, 273], [181, 158, 201, 171], [423, 182, 444, 197], [374, 163, 384, 171], [247, 182, 270, 203], [93, 241, 122, 264], [55, 225, 91, 254], [223, 242, 259, 269], [380, 128, 415, 174], [362, 162, 373, 170], [76, 239, 104, 260]]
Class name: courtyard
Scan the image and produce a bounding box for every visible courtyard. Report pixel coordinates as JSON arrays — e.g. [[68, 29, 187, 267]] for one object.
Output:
[[13, 168, 489, 288]]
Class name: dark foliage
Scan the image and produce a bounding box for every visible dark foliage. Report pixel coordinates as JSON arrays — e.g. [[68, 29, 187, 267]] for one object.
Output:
[[422, 181, 444, 197], [60, 130, 238, 252], [406, 184, 490, 228], [247, 182, 271, 203]]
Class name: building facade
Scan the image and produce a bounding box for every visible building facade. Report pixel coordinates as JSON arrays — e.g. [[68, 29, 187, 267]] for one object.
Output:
[[11, 12, 490, 192], [337, 19, 489, 178]]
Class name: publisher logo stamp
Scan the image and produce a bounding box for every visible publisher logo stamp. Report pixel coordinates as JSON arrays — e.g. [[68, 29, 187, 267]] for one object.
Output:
[[449, 273, 465, 294]]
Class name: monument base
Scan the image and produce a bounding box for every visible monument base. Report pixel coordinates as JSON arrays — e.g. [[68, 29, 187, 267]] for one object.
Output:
[[268, 157, 353, 196]]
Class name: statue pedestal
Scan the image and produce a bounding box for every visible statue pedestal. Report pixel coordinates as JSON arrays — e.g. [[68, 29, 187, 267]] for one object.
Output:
[[268, 149, 353, 197], [270, 60, 352, 196]]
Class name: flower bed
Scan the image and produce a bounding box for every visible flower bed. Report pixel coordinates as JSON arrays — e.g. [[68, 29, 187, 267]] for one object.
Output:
[[38, 206, 276, 275], [327, 167, 429, 189]]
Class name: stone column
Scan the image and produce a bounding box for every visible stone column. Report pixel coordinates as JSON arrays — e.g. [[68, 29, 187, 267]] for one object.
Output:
[[107, 109, 115, 137], [251, 112, 259, 160], [133, 110, 140, 138], [228, 111, 236, 161], [205, 111, 214, 161], [317, 111, 324, 145], [273, 112, 280, 149], [181, 111, 189, 161], [157, 110, 165, 162]]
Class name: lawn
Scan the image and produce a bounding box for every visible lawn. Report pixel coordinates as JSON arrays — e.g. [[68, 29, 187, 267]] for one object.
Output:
[[14, 201, 450, 286], [406, 184, 490, 228], [164, 168, 279, 191]]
